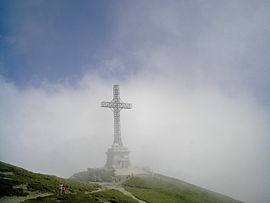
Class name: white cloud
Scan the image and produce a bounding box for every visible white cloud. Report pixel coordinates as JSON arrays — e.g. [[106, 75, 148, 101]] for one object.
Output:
[[0, 73, 269, 203]]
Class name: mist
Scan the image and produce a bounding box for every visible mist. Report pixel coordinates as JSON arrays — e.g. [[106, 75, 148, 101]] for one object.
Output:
[[1, 73, 270, 203]]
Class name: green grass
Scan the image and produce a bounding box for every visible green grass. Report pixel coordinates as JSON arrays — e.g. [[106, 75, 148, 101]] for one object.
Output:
[[123, 175, 243, 203], [23, 193, 99, 203], [93, 189, 139, 203], [0, 161, 99, 197], [24, 190, 140, 203], [0, 161, 140, 202]]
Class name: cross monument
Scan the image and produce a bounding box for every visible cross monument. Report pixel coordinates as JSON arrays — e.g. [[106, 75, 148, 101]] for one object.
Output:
[[101, 85, 132, 169]]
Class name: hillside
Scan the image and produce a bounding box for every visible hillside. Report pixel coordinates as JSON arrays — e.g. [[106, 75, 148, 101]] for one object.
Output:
[[0, 161, 138, 202], [0, 161, 243, 203], [123, 174, 243, 203]]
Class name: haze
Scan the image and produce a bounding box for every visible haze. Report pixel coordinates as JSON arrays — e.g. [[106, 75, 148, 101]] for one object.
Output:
[[1, 1, 270, 203]]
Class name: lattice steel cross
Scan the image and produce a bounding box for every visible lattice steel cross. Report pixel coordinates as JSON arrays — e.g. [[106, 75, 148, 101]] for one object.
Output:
[[101, 85, 132, 147]]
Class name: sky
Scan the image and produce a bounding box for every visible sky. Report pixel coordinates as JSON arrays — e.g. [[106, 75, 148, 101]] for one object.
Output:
[[0, 1, 270, 203]]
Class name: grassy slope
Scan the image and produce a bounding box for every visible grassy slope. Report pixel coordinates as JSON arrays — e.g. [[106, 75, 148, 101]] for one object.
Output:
[[0, 161, 139, 203], [0, 161, 99, 196], [23, 189, 139, 203], [0, 161, 243, 203], [123, 174, 243, 203]]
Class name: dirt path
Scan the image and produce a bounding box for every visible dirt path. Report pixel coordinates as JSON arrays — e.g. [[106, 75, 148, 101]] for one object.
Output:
[[107, 184, 147, 203], [91, 181, 147, 203], [0, 192, 52, 203]]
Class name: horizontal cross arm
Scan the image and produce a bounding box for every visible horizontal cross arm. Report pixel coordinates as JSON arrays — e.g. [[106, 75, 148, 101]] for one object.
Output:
[[101, 101, 132, 109], [118, 102, 132, 109]]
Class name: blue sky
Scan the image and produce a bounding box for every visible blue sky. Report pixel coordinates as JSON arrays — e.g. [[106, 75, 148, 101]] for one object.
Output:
[[1, 0, 269, 104], [1, 1, 270, 203], [0, 0, 120, 84]]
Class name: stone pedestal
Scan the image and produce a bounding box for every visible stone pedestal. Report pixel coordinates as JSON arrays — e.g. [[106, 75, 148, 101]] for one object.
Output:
[[104, 145, 131, 169]]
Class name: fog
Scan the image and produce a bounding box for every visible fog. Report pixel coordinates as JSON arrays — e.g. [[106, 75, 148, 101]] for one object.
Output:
[[1, 1, 270, 203], [1, 73, 270, 203]]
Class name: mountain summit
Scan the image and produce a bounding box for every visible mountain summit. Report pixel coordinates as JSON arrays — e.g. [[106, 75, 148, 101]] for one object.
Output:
[[0, 161, 243, 203]]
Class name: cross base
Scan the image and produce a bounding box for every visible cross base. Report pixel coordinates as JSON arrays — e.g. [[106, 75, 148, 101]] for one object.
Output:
[[104, 146, 131, 170]]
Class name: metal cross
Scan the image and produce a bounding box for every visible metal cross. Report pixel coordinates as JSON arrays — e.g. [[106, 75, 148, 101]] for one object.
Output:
[[101, 85, 132, 147]]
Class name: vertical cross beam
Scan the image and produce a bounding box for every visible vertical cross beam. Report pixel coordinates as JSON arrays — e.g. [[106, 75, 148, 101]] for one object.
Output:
[[112, 85, 122, 146], [101, 85, 132, 147]]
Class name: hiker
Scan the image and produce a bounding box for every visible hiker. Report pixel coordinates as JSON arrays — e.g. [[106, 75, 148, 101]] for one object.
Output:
[[61, 185, 66, 194], [58, 184, 63, 192], [58, 184, 67, 193]]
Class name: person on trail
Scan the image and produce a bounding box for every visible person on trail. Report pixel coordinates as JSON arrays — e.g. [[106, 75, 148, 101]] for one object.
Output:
[[58, 184, 64, 193], [61, 185, 66, 193]]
